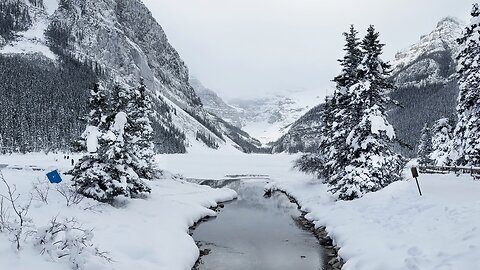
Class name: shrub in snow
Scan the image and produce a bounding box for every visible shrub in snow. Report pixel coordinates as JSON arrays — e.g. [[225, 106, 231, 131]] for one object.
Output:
[[34, 217, 111, 270], [32, 178, 50, 205], [0, 171, 33, 250], [71, 81, 156, 203], [417, 123, 434, 166], [452, 3, 480, 166], [55, 182, 84, 206], [431, 118, 454, 166]]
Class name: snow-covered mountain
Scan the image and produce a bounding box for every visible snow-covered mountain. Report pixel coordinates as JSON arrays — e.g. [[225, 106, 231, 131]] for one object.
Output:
[[189, 77, 243, 128], [271, 104, 324, 153], [0, 0, 261, 153], [391, 17, 463, 86], [388, 17, 464, 156], [190, 77, 321, 145], [229, 93, 320, 144], [272, 17, 464, 154]]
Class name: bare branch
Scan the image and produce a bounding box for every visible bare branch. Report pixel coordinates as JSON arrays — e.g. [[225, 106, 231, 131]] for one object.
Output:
[[31, 179, 50, 204], [55, 183, 84, 207]]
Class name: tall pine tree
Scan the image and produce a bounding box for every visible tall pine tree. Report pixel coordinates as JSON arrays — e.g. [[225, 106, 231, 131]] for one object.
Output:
[[325, 25, 363, 186], [336, 25, 403, 200], [70, 83, 126, 202], [295, 25, 362, 182], [451, 3, 480, 166], [120, 81, 157, 180], [432, 118, 454, 166], [417, 123, 433, 166]]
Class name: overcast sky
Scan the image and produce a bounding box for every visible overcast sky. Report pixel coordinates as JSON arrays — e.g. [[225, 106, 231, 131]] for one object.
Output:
[[143, 0, 472, 100]]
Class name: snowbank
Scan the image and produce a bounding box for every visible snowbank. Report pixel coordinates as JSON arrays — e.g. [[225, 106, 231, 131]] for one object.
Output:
[[0, 153, 236, 270], [269, 173, 480, 270]]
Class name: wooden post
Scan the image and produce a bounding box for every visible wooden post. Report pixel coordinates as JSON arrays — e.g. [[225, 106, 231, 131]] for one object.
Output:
[[411, 167, 422, 196]]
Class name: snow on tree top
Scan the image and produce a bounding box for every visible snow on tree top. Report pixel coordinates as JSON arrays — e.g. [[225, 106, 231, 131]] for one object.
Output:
[[113, 112, 128, 142], [84, 126, 100, 153], [369, 106, 395, 140]]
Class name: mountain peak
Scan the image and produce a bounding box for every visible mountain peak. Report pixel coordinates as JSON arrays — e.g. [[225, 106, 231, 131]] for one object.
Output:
[[392, 17, 464, 73], [436, 16, 464, 28]]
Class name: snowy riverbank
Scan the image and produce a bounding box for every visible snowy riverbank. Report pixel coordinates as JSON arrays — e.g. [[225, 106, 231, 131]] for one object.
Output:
[[0, 153, 237, 270], [268, 173, 480, 270], [160, 150, 480, 270]]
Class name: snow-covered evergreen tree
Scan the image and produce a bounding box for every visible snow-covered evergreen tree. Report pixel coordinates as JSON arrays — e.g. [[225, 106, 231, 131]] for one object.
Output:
[[323, 25, 364, 186], [71, 82, 153, 203], [431, 118, 454, 166], [124, 81, 157, 179], [296, 25, 362, 181], [70, 83, 126, 202], [107, 82, 157, 181], [451, 3, 480, 166], [417, 123, 433, 166], [336, 25, 404, 200]]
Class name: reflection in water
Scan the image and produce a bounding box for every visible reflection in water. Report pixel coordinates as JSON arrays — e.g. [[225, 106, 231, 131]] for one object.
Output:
[[193, 180, 324, 270]]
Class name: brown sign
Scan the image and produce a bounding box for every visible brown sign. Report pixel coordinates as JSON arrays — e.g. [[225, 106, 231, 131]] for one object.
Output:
[[411, 167, 419, 178]]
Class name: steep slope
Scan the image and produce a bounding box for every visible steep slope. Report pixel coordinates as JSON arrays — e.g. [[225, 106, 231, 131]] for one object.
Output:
[[388, 17, 464, 156], [271, 104, 324, 153], [0, 0, 254, 153], [189, 77, 243, 128]]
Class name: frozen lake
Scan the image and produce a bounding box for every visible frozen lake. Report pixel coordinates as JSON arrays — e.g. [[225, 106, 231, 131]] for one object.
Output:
[[193, 180, 325, 270]]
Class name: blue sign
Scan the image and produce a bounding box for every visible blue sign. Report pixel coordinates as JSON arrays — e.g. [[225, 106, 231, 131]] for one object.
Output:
[[46, 170, 63, 184]]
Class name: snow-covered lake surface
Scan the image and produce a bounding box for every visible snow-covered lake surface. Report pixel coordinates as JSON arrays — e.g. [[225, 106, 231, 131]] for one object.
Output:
[[193, 179, 324, 270]]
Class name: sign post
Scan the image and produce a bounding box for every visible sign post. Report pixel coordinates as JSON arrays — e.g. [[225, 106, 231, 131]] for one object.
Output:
[[411, 167, 422, 196], [46, 170, 63, 184]]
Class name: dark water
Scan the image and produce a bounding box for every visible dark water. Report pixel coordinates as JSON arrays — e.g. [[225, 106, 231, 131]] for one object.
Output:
[[193, 180, 325, 270]]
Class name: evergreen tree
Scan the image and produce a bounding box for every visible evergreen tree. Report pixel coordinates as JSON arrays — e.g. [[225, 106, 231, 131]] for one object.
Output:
[[334, 25, 363, 89], [451, 3, 480, 166], [122, 81, 157, 180], [296, 25, 362, 181], [336, 25, 403, 200], [431, 118, 454, 166], [0, 133, 3, 154], [417, 123, 433, 166], [70, 82, 153, 203], [70, 83, 124, 202], [325, 25, 363, 186]]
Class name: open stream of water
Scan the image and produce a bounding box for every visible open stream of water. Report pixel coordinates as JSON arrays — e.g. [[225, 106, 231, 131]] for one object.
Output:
[[193, 179, 326, 270]]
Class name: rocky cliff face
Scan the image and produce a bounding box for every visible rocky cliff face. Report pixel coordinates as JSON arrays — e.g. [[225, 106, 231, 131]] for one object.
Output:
[[189, 77, 243, 128], [47, 0, 201, 108], [271, 104, 324, 153], [391, 17, 463, 86], [0, 0, 257, 153]]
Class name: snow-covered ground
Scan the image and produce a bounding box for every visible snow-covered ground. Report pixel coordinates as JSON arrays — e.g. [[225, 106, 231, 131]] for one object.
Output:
[[0, 153, 236, 270], [163, 151, 480, 270], [268, 170, 480, 270], [1, 151, 479, 270]]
